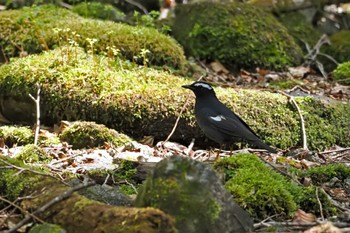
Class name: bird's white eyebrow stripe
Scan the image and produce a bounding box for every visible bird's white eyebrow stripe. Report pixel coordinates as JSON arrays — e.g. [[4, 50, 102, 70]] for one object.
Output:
[[194, 83, 213, 90], [210, 115, 226, 121]]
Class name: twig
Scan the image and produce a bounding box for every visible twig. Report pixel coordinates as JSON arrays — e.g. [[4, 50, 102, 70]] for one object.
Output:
[[164, 76, 204, 142], [124, 179, 138, 194], [184, 138, 195, 156], [0, 196, 44, 224], [0, 158, 68, 185], [278, 91, 308, 150], [319, 147, 350, 155], [6, 181, 95, 233], [315, 187, 324, 221], [29, 84, 41, 146], [164, 99, 190, 142]]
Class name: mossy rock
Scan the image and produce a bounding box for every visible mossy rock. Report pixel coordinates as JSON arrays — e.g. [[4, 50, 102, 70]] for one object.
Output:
[[333, 61, 350, 85], [16, 144, 52, 163], [72, 2, 125, 22], [214, 154, 301, 219], [0, 46, 349, 151], [321, 30, 350, 72], [60, 121, 132, 149], [0, 4, 187, 71], [172, 2, 303, 71], [213, 154, 337, 219], [0, 125, 33, 146], [278, 12, 322, 52], [136, 156, 254, 233]]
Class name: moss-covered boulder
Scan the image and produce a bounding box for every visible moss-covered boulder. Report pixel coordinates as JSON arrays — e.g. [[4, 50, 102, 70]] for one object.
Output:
[[136, 156, 254, 233], [172, 2, 303, 71], [0, 46, 349, 151], [213, 154, 336, 219], [278, 12, 322, 51], [60, 121, 132, 149], [333, 61, 350, 85], [0, 4, 187, 71], [72, 2, 125, 22]]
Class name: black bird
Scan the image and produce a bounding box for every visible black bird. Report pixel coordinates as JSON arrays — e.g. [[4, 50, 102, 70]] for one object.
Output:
[[182, 81, 277, 153]]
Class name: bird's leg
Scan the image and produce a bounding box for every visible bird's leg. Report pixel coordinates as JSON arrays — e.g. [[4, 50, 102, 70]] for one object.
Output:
[[215, 144, 224, 160], [229, 145, 233, 156]]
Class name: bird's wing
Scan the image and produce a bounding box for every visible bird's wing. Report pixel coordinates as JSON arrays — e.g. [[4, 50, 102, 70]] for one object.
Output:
[[206, 112, 261, 141]]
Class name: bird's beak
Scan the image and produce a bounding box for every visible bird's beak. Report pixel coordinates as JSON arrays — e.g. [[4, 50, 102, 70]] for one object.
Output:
[[182, 84, 193, 90]]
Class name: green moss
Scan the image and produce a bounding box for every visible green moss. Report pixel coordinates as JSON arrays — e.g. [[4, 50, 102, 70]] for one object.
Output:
[[299, 164, 350, 185], [72, 2, 125, 22], [0, 156, 42, 200], [172, 2, 302, 71], [298, 186, 337, 216], [112, 159, 137, 180], [214, 154, 338, 219], [296, 97, 350, 150], [0, 46, 348, 150], [0, 125, 34, 146], [29, 223, 66, 233], [333, 61, 350, 85], [0, 4, 187, 71], [60, 121, 132, 149], [269, 78, 305, 89], [16, 144, 51, 163], [214, 154, 301, 219]]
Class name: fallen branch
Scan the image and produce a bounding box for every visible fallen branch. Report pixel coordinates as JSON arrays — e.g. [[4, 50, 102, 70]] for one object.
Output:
[[6, 180, 95, 233], [28, 84, 41, 146]]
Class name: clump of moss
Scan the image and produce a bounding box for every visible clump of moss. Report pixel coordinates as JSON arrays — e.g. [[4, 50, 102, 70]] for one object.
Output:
[[214, 154, 301, 220], [0, 4, 187, 71], [172, 2, 303, 71], [299, 164, 350, 185], [29, 223, 66, 233], [16, 144, 51, 163], [0, 125, 34, 147], [0, 157, 41, 200], [333, 61, 350, 85], [72, 2, 125, 22], [278, 12, 322, 52], [60, 121, 132, 149], [296, 97, 350, 150]]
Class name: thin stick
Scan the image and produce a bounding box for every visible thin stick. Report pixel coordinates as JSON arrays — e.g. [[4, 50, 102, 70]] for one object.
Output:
[[319, 147, 350, 155], [0, 196, 44, 224], [6, 181, 95, 233], [29, 84, 41, 146], [164, 99, 190, 142], [165, 76, 204, 142], [279, 91, 308, 150], [315, 187, 324, 221]]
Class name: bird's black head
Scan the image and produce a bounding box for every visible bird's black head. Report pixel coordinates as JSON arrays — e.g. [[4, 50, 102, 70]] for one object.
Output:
[[182, 81, 216, 98]]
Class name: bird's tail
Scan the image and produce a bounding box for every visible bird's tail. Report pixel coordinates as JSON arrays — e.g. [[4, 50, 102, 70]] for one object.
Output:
[[251, 140, 277, 153]]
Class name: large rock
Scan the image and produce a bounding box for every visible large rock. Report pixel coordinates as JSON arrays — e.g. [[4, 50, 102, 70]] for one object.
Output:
[[172, 2, 303, 71], [136, 156, 253, 233]]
